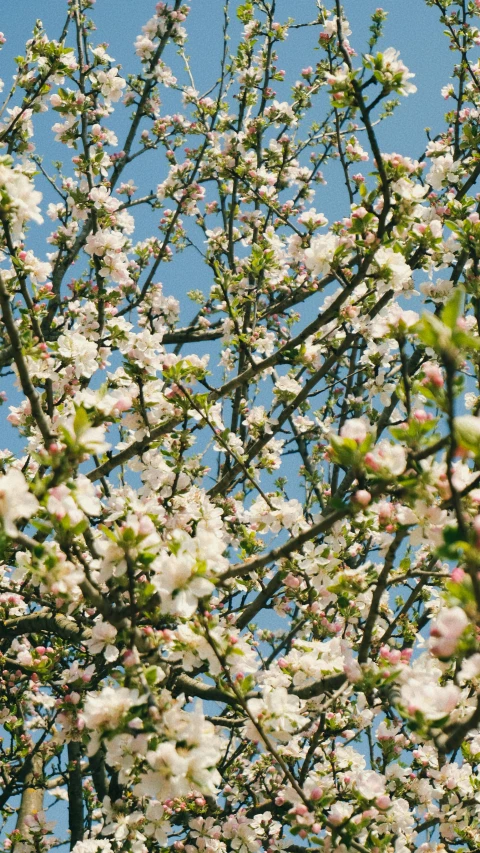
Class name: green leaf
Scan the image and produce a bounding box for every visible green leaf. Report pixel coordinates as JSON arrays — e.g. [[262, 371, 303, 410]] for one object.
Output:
[[237, 2, 254, 23], [443, 525, 460, 546], [441, 287, 463, 330], [415, 313, 453, 354], [455, 415, 480, 454], [73, 405, 90, 437], [145, 666, 160, 687], [444, 219, 461, 232]]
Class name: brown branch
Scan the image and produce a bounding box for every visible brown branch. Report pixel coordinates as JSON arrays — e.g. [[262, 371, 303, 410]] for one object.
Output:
[[221, 485, 387, 582], [357, 529, 407, 664]]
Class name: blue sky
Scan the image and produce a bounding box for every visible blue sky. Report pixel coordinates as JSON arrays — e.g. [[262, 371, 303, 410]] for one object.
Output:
[[2, 0, 453, 131], [0, 0, 455, 315], [0, 0, 463, 845], [0, 0, 461, 555], [0, 0, 455, 448], [0, 0, 454, 309], [1, 0, 454, 205]]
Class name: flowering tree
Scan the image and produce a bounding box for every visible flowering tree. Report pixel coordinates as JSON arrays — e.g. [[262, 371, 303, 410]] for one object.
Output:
[[4, 0, 480, 851]]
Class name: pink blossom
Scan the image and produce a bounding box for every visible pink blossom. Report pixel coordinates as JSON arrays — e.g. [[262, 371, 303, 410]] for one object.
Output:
[[429, 607, 469, 657]]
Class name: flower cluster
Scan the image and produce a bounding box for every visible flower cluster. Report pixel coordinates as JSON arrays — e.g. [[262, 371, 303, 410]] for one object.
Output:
[[1, 3, 480, 853]]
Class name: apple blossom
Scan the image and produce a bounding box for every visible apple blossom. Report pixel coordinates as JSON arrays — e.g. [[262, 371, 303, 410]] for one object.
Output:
[[1, 3, 480, 852], [0, 468, 39, 536], [429, 606, 469, 658]]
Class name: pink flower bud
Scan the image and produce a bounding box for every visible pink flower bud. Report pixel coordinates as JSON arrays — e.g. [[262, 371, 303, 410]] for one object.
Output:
[[429, 606, 469, 657], [413, 409, 428, 422], [115, 396, 132, 412], [352, 206, 368, 219], [451, 567, 465, 583], [354, 489, 371, 507], [423, 363, 444, 387], [340, 418, 368, 443], [364, 452, 380, 472]]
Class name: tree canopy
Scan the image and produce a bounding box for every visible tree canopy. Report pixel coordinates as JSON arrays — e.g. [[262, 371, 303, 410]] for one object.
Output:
[[1, 2, 480, 852]]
